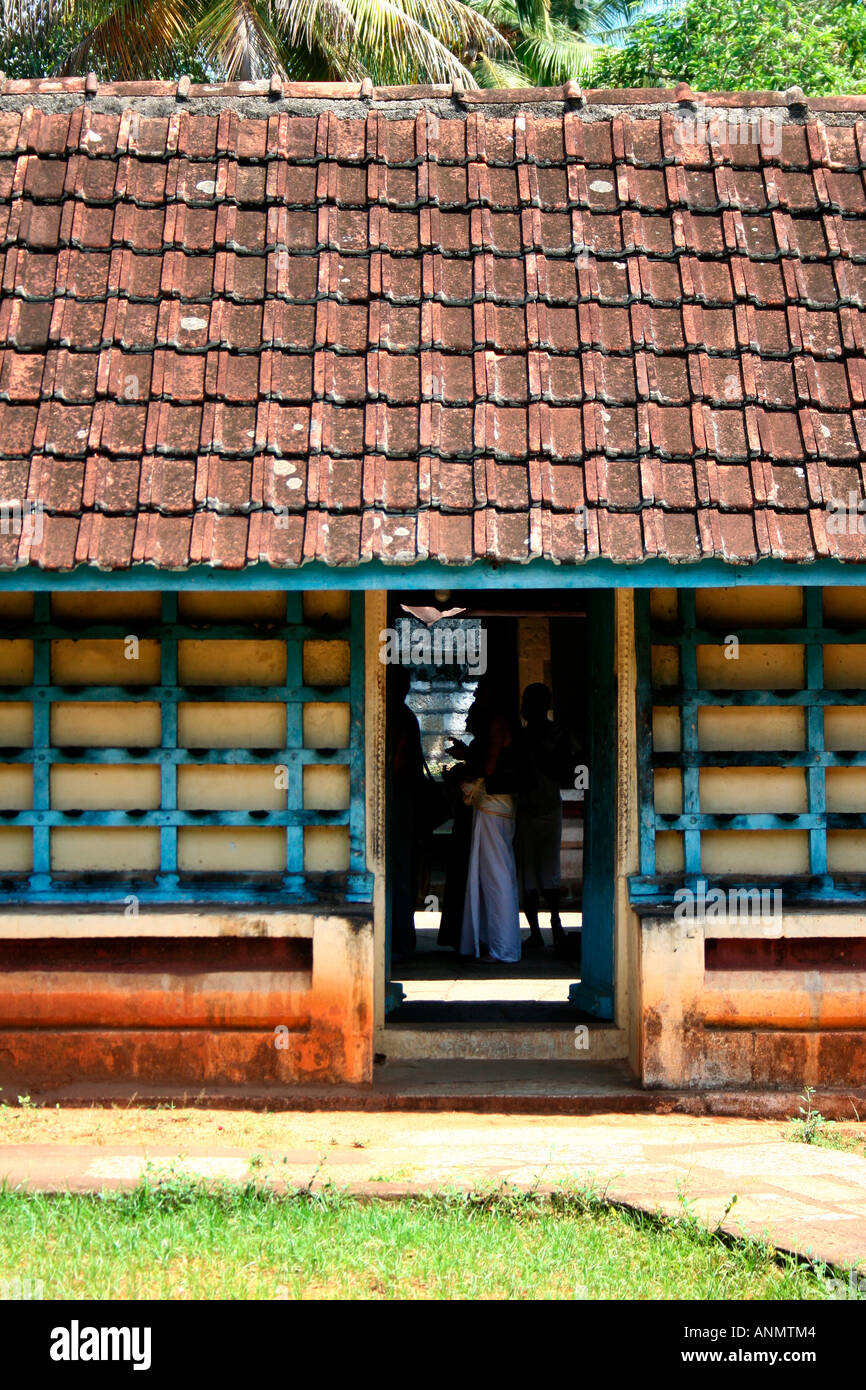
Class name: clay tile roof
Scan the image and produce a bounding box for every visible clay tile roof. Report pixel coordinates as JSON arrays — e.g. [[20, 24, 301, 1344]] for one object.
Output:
[[1, 78, 866, 570]]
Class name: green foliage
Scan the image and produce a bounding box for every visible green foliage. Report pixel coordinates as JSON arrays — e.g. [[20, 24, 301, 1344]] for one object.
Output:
[[594, 0, 866, 94]]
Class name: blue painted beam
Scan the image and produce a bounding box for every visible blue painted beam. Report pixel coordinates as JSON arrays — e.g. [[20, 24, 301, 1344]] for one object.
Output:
[[0, 556, 865, 592]]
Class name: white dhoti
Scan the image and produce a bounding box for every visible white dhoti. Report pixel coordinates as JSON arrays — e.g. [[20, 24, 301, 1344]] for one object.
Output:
[[459, 791, 521, 962]]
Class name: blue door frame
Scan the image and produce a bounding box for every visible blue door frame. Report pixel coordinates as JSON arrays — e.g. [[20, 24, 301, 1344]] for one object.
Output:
[[568, 590, 616, 1019]]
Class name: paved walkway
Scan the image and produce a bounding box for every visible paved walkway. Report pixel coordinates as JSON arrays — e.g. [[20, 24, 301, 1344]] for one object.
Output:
[[2, 1109, 865, 1274]]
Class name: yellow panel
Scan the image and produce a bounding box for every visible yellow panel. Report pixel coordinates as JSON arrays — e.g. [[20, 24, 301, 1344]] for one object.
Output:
[[52, 702, 161, 748], [697, 644, 803, 689], [698, 706, 805, 750], [178, 640, 286, 686], [303, 591, 351, 624], [701, 830, 809, 874], [0, 640, 33, 684], [0, 702, 32, 746], [52, 639, 160, 685], [823, 587, 866, 626], [825, 708, 866, 751], [652, 707, 680, 752], [649, 589, 678, 624], [52, 593, 161, 623], [178, 827, 285, 872], [653, 768, 682, 814], [695, 586, 803, 627], [0, 827, 31, 870], [826, 767, 866, 812], [824, 645, 866, 689], [828, 831, 866, 872], [178, 766, 286, 811], [303, 764, 350, 811], [303, 702, 350, 749], [304, 825, 350, 872], [303, 640, 351, 687], [178, 702, 286, 749], [655, 831, 684, 872], [651, 645, 679, 688], [0, 764, 32, 809], [700, 766, 807, 813], [0, 594, 33, 621], [52, 827, 160, 872], [178, 592, 286, 624], [51, 765, 161, 811]]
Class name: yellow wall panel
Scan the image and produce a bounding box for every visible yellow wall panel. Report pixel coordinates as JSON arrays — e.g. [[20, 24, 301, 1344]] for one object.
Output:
[[827, 831, 866, 872], [696, 586, 803, 627], [823, 587, 866, 626], [655, 831, 684, 872], [825, 708, 866, 750], [52, 701, 161, 747], [0, 702, 32, 746], [178, 592, 285, 624], [0, 827, 31, 870], [0, 594, 33, 621], [649, 589, 678, 624], [178, 640, 286, 686], [698, 706, 805, 750], [701, 830, 809, 874], [0, 640, 32, 684], [697, 643, 803, 689], [51, 593, 161, 624], [178, 702, 285, 749], [304, 825, 350, 872], [0, 764, 32, 809], [52, 827, 160, 872], [652, 707, 680, 752], [52, 639, 160, 685], [303, 702, 350, 749], [51, 765, 160, 811], [303, 591, 351, 624], [303, 640, 351, 687], [699, 766, 807, 813], [826, 767, 866, 812], [177, 827, 285, 872], [651, 645, 679, 688], [824, 645, 866, 689], [303, 765, 350, 811], [653, 768, 682, 814], [178, 766, 286, 811]]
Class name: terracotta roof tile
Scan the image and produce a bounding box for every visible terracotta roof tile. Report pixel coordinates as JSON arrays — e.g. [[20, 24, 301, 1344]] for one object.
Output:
[[1, 82, 866, 568]]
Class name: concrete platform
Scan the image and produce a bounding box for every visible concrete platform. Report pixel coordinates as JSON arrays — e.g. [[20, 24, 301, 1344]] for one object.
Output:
[[14, 1059, 866, 1120]]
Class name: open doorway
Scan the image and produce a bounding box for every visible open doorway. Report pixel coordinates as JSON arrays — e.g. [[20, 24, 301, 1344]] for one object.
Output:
[[384, 588, 615, 1028]]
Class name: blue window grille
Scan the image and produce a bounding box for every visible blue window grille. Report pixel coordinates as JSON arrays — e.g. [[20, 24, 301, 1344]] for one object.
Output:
[[630, 587, 866, 910], [0, 591, 371, 904]]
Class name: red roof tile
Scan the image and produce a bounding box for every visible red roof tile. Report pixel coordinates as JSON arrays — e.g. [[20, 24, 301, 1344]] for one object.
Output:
[[1, 81, 866, 568]]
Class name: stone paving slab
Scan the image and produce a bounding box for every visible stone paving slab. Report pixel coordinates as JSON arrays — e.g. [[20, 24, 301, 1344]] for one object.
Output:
[[1, 1112, 864, 1275]]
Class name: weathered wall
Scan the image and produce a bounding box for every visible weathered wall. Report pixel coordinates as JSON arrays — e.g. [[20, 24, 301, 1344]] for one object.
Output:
[[641, 910, 866, 1088], [0, 910, 373, 1087]]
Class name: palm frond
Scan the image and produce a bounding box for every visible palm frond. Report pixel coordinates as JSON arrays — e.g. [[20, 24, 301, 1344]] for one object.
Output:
[[517, 16, 594, 82], [62, 0, 198, 75], [472, 49, 530, 84]]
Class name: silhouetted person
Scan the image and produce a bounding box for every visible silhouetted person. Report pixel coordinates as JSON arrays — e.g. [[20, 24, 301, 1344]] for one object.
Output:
[[515, 683, 568, 952]]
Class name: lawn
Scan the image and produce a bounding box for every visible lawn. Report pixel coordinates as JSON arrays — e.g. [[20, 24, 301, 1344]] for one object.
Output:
[[0, 1180, 852, 1301]]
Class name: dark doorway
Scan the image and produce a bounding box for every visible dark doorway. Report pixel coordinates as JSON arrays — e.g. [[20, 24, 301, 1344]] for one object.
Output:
[[384, 588, 615, 1026]]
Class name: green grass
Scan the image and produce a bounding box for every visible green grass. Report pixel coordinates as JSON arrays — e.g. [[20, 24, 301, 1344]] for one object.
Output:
[[787, 1088, 866, 1157], [0, 1178, 853, 1301]]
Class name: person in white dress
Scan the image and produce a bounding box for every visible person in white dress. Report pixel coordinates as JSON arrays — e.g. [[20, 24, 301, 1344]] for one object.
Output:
[[454, 680, 522, 963]]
